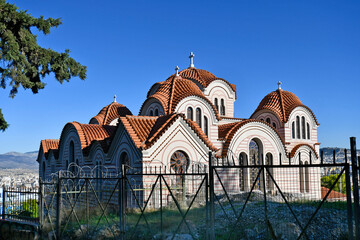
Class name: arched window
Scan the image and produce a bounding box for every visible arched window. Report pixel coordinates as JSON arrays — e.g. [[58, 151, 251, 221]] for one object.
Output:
[[249, 139, 262, 190], [120, 152, 129, 174], [265, 153, 273, 190], [305, 161, 310, 193], [220, 99, 225, 115], [214, 98, 219, 111], [296, 116, 300, 139], [299, 161, 304, 193], [42, 161, 46, 179], [187, 107, 193, 120], [204, 116, 208, 136], [69, 141, 75, 174], [292, 122, 295, 139], [307, 123, 310, 139], [196, 108, 202, 128], [155, 109, 159, 116], [266, 118, 271, 124], [301, 116, 306, 139], [149, 110, 153, 116], [272, 122, 276, 129], [239, 153, 248, 191]]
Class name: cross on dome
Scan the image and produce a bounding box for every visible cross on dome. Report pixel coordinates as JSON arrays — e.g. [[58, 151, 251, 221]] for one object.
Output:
[[277, 81, 282, 90], [113, 95, 117, 103], [175, 66, 179, 76], [189, 52, 195, 68]]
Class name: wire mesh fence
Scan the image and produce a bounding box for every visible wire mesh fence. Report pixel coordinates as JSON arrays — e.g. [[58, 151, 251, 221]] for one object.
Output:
[[1, 137, 360, 239]]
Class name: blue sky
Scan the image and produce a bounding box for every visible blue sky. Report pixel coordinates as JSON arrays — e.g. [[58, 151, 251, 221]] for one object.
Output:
[[0, 0, 359, 153]]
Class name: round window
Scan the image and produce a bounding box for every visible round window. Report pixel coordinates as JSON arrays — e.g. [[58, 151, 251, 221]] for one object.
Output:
[[170, 151, 189, 173]]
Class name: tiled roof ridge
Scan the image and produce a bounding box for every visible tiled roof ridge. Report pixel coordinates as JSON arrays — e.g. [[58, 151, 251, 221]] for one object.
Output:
[[144, 113, 179, 145], [119, 116, 142, 147], [167, 76, 179, 115], [70, 122, 117, 151], [184, 117, 218, 152], [277, 89, 286, 122], [221, 119, 286, 157], [290, 143, 319, 159], [41, 139, 60, 159], [91, 102, 132, 125], [103, 102, 115, 125]]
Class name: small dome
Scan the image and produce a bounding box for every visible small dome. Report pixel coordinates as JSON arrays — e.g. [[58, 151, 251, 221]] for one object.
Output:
[[90, 102, 132, 125], [252, 89, 318, 124]]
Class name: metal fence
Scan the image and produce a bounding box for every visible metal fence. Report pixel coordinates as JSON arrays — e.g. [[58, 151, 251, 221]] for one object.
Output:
[[1, 137, 360, 240], [2, 186, 39, 224]]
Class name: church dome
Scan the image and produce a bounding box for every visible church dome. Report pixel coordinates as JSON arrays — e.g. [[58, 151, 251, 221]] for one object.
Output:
[[140, 75, 221, 119], [251, 89, 318, 124], [173, 67, 236, 93], [90, 101, 132, 125], [179, 68, 217, 87]]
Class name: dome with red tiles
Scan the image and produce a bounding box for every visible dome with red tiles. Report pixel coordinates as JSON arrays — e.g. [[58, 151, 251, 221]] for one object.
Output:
[[164, 67, 236, 93], [140, 75, 221, 120], [90, 101, 132, 125], [251, 89, 318, 124]]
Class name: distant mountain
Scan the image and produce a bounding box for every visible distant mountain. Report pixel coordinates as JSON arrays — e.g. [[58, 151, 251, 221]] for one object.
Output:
[[0, 151, 38, 169], [320, 147, 360, 163]]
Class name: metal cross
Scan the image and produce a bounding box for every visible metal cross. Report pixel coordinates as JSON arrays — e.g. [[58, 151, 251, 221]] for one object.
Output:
[[189, 52, 195, 68], [175, 66, 179, 76], [114, 95, 117, 103], [277, 81, 282, 90]]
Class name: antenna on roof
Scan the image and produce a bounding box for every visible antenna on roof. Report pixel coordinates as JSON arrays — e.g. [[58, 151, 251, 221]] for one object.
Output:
[[113, 94, 117, 103], [189, 52, 195, 68], [277, 81, 282, 90], [175, 66, 179, 76]]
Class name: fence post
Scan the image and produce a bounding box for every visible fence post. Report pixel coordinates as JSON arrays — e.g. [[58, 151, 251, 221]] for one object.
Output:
[[350, 137, 359, 239], [2, 185, 5, 220], [56, 171, 62, 239], [39, 180, 44, 230], [345, 163, 354, 240], [208, 151, 215, 240]]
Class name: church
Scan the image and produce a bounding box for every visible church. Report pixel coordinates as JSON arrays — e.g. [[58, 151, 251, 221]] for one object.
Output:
[[37, 53, 321, 199]]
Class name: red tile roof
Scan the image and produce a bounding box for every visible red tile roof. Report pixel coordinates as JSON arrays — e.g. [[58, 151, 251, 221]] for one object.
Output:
[[219, 119, 286, 157], [290, 143, 319, 159], [179, 68, 237, 93], [40, 139, 60, 159], [321, 187, 346, 199], [140, 75, 221, 120], [251, 89, 319, 125], [70, 122, 117, 155], [119, 114, 217, 151], [90, 102, 132, 125]]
